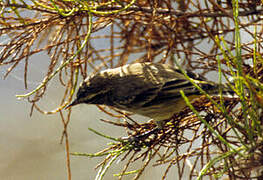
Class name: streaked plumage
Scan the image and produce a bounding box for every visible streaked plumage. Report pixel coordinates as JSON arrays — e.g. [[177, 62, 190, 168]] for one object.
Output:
[[67, 62, 234, 127]]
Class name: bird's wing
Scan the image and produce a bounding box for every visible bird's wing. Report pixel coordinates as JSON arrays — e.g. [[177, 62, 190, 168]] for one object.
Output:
[[108, 63, 205, 108], [109, 75, 162, 107], [141, 78, 199, 107]]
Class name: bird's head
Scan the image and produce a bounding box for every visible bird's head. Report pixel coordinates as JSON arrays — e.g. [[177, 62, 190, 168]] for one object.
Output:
[[66, 73, 112, 109]]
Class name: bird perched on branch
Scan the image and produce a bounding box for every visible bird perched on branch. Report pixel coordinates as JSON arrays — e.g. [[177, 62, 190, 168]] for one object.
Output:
[[66, 62, 234, 128]]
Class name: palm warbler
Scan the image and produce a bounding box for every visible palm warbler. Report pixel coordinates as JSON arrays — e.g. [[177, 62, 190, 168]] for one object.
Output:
[[67, 62, 234, 128]]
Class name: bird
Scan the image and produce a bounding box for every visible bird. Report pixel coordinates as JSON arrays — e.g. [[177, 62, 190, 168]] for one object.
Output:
[[66, 62, 234, 128]]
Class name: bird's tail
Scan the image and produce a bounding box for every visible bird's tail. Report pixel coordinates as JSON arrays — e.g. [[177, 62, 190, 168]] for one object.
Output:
[[199, 81, 237, 98]]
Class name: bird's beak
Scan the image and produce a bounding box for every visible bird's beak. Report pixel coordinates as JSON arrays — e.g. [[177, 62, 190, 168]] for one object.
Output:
[[65, 99, 79, 109]]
